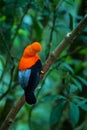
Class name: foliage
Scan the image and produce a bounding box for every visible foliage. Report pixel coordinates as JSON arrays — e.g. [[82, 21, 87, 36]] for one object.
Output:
[[0, 0, 87, 130]]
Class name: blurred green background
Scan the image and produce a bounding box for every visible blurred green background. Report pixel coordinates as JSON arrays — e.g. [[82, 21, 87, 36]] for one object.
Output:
[[0, 0, 87, 130]]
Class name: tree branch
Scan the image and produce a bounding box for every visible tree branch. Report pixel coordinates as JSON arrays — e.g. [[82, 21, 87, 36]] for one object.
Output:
[[42, 15, 87, 74], [0, 15, 87, 130]]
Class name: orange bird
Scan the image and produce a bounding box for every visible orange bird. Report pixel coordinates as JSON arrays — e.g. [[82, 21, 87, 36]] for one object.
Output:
[[18, 42, 42, 104]]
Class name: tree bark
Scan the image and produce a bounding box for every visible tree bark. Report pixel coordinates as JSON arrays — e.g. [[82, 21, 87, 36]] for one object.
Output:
[[0, 15, 87, 130]]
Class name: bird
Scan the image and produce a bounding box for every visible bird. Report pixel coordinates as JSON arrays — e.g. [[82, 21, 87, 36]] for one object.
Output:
[[18, 42, 42, 105]]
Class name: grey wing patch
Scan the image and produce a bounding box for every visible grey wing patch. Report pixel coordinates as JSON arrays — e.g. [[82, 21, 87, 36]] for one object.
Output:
[[18, 69, 31, 89]]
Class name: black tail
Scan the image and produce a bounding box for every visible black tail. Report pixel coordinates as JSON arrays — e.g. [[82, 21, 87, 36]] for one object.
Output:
[[25, 91, 36, 105]]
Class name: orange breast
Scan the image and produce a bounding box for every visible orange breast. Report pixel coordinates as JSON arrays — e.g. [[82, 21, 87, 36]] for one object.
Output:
[[19, 54, 40, 70]]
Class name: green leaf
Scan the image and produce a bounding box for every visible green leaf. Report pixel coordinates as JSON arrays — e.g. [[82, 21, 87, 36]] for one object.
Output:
[[42, 94, 66, 102], [50, 101, 66, 126], [69, 102, 80, 125], [61, 62, 74, 73], [65, 0, 74, 6], [79, 103, 87, 111], [76, 76, 87, 86], [0, 16, 6, 22], [71, 77, 82, 91], [73, 96, 83, 104], [74, 97, 87, 111], [80, 48, 87, 54], [0, 56, 5, 68], [0, 56, 5, 76], [70, 84, 78, 94], [18, 29, 28, 36]]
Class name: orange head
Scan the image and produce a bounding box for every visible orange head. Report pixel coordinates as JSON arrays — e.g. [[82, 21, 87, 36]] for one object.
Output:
[[19, 42, 42, 70], [31, 42, 42, 52], [23, 42, 42, 57]]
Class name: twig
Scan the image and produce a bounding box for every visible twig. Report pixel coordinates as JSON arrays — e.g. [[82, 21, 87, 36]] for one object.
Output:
[[0, 66, 17, 100], [46, 0, 63, 58], [0, 15, 87, 130], [0, 31, 13, 61], [10, 2, 31, 48], [46, 10, 57, 58], [0, 82, 18, 100]]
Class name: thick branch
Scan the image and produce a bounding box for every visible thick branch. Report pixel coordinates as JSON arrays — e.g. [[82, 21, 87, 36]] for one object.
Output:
[[0, 94, 25, 130], [0, 15, 87, 130], [43, 15, 87, 74]]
